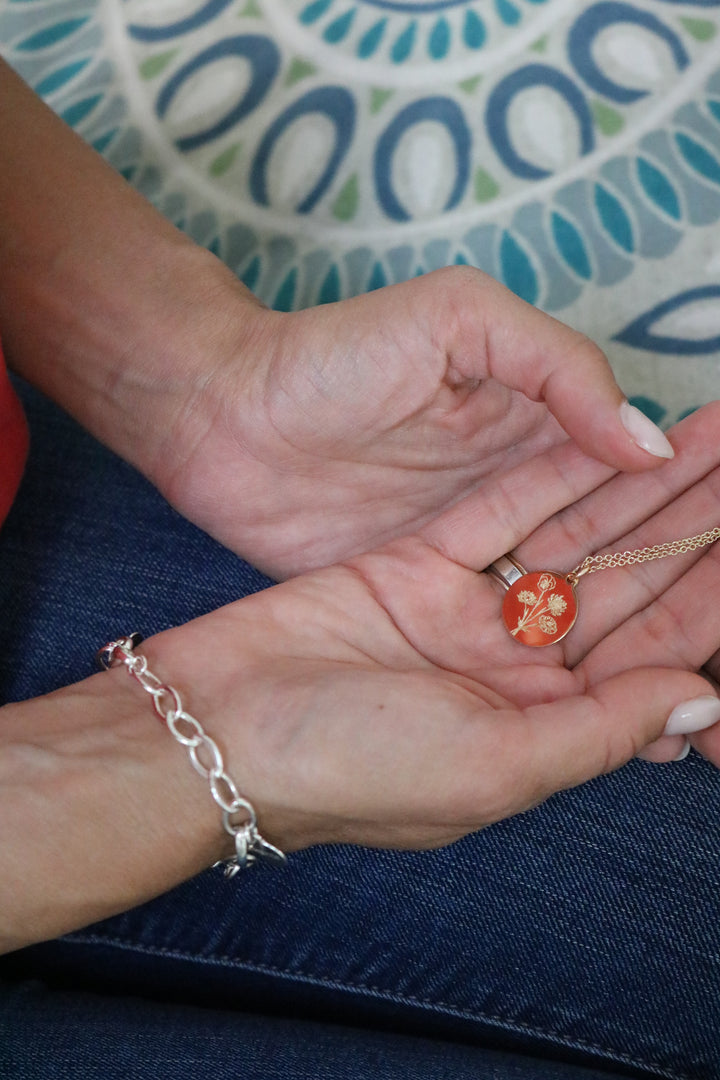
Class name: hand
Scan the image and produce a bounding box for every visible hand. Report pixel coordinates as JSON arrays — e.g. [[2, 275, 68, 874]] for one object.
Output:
[[143, 403, 720, 852], [153, 266, 675, 578], [4, 407, 716, 950], [0, 63, 671, 577]]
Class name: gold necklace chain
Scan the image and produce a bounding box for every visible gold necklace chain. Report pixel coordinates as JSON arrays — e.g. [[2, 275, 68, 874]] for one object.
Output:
[[568, 525, 720, 584]]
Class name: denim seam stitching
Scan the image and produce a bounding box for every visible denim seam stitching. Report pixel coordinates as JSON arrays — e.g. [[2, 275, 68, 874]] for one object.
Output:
[[66, 932, 694, 1080]]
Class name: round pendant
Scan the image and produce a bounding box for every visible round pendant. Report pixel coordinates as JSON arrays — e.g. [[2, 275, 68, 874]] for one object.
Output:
[[501, 571, 578, 647]]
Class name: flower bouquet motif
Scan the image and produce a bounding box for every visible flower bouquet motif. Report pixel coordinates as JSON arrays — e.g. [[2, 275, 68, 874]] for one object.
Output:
[[509, 573, 568, 639]]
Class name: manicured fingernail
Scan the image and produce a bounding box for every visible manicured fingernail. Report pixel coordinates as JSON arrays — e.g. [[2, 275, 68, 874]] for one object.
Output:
[[637, 735, 688, 763], [664, 696, 720, 736], [620, 401, 674, 459], [671, 738, 691, 761]]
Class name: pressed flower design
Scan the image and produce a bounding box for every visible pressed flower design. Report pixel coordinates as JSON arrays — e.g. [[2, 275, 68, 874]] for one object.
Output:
[[509, 574, 568, 638], [501, 571, 578, 647]]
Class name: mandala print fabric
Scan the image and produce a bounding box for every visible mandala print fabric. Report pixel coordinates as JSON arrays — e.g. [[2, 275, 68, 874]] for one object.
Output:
[[2, 0, 720, 421]]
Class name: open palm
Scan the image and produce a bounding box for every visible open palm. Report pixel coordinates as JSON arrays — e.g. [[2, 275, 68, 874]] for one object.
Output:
[[144, 405, 720, 854]]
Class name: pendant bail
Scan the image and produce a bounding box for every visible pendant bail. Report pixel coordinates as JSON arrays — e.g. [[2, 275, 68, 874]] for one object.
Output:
[[566, 560, 592, 587]]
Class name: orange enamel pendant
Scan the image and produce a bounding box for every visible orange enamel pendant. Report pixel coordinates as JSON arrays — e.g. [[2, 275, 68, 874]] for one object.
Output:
[[501, 571, 578, 647]]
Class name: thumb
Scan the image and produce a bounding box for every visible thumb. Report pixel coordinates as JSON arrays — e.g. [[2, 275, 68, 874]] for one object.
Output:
[[506, 669, 719, 806], [441, 268, 675, 471]]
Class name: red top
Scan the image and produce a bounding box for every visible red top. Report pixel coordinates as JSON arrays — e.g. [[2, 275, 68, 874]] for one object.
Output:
[[0, 343, 28, 526]]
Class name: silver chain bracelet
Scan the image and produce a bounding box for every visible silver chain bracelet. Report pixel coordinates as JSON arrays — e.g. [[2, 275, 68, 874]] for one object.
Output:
[[97, 634, 286, 876]]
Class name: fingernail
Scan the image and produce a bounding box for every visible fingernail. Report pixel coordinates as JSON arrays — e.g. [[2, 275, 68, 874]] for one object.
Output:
[[637, 735, 688, 763], [663, 695, 720, 736], [671, 738, 691, 761], [620, 402, 674, 459]]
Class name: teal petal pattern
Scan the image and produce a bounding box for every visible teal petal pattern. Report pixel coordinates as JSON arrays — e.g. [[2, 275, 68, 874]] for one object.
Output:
[[357, 19, 386, 59], [6, 0, 720, 372], [391, 22, 416, 64], [17, 18, 88, 51], [241, 255, 262, 292], [300, 0, 333, 26], [495, 0, 521, 27], [675, 133, 720, 187], [367, 262, 387, 291], [628, 396, 667, 427], [319, 264, 341, 303], [500, 231, 538, 304], [34, 57, 90, 95], [594, 184, 635, 252], [6, 0, 714, 430], [323, 9, 355, 44], [636, 158, 681, 220], [551, 212, 592, 279], [463, 11, 486, 50], [61, 94, 101, 127], [428, 18, 450, 60], [274, 268, 298, 311]]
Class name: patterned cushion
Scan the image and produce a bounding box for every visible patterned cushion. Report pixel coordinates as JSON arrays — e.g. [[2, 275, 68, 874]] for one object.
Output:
[[2, 0, 720, 423]]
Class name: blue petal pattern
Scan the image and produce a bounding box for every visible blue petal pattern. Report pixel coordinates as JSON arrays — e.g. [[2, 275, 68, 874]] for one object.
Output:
[[568, 3, 688, 105], [127, 0, 234, 42], [487, 64, 595, 180], [614, 285, 720, 354], [8, 0, 720, 385], [156, 36, 281, 153], [250, 87, 356, 213]]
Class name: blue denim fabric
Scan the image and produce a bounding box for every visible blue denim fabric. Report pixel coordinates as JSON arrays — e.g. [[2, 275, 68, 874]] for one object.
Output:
[[1, 380, 719, 1080], [0, 979, 630, 1080]]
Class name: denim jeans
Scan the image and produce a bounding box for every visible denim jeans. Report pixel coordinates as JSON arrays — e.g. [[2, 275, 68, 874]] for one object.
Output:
[[1, 380, 719, 1080]]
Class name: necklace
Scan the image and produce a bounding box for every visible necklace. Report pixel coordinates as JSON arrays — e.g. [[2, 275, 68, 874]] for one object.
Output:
[[487, 527, 720, 647]]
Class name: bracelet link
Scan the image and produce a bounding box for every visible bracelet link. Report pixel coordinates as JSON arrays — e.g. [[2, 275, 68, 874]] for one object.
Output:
[[97, 634, 286, 875], [217, 823, 287, 877]]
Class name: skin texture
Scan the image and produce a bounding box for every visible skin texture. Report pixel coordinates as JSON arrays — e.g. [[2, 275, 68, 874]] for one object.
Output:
[[2, 405, 719, 953], [0, 59, 672, 579], [150, 267, 661, 578], [0, 59, 718, 954]]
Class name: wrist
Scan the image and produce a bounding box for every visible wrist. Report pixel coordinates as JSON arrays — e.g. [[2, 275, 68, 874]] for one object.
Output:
[[0, 661, 229, 953], [10, 233, 266, 481], [0, 60, 269, 482]]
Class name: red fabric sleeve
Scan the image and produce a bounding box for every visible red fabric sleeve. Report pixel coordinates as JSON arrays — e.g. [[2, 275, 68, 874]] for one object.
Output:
[[0, 341, 29, 526]]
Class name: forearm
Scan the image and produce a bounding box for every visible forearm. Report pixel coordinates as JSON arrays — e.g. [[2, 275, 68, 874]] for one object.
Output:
[[0, 661, 229, 955], [0, 58, 260, 478]]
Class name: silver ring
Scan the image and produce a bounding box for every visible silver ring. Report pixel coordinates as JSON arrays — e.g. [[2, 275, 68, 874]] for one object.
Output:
[[484, 554, 527, 591]]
